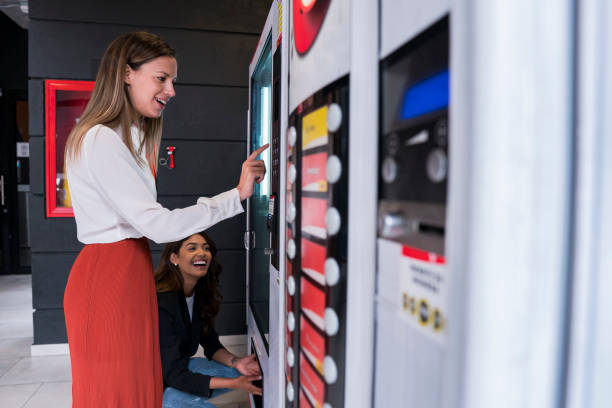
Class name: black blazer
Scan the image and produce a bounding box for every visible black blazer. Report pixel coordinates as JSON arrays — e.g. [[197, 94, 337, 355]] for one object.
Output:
[[157, 289, 224, 397]]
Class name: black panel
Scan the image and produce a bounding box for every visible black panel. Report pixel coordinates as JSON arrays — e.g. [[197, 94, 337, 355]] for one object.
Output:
[[215, 303, 246, 336], [29, 138, 44, 195], [28, 194, 82, 253], [28, 80, 44, 136], [33, 309, 67, 344], [31, 253, 76, 309], [162, 85, 248, 142], [29, 21, 258, 87], [156, 140, 245, 195], [216, 250, 247, 303], [29, 0, 272, 34]]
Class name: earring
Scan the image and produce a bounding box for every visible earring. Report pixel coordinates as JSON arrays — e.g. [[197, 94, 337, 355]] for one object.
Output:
[[173, 263, 178, 267]]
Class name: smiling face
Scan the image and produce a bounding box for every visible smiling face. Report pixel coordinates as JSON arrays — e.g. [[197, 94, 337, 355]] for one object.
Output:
[[124, 55, 177, 118], [170, 234, 212, 287]]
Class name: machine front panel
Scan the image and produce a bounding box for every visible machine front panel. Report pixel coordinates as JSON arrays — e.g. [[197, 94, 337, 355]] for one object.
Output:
[[375, 14, 450, 408], [285, 76, 349, 408]]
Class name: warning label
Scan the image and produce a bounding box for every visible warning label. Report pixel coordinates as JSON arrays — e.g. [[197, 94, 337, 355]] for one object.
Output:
[[399, 245, 448, 343]]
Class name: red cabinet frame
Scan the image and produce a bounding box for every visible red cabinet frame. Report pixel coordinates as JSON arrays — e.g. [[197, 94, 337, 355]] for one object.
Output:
[[45, 79, 95, 217]]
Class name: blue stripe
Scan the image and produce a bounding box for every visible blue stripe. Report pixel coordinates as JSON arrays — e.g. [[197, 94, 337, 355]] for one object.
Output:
[[400, 70, 449, 120]]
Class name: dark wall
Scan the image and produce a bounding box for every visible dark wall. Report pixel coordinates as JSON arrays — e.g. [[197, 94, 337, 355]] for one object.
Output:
[[28, 0, 271, 344], [0, 12, 28, 91]]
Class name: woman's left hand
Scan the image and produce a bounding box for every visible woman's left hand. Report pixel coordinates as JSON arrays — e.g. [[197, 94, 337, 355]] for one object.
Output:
[[233, 353, 261, 376]]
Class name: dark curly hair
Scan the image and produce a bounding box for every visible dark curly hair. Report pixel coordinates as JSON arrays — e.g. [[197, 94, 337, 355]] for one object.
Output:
[[154, 231, 222, 336]]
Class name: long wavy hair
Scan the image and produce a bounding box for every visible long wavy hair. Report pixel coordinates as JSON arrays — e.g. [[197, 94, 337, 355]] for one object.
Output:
[[155, 232, 223, 336], [65, 31, 176, 173]]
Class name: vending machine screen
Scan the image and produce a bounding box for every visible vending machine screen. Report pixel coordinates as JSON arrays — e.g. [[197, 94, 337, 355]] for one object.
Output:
[[249, 34, 273, 350]]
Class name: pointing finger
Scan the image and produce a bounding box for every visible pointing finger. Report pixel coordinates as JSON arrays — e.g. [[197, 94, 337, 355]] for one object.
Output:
[[247, 144, 269, 161]]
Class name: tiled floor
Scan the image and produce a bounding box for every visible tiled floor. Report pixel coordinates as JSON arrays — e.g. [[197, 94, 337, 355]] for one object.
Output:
[[0, 275, 249, 408]]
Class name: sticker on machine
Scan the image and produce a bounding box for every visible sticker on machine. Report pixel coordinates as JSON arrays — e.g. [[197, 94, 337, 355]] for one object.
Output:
[[399, 245, 448, 344]]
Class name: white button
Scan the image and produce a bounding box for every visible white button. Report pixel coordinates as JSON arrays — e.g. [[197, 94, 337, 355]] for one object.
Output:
[[326, 155, 342, 184], [382, 157, 397, 184], [287, 203, 296, 223], [288, 164, 297, 184], [324, 308, 339, 336], [326, 207, 341, 236], [325, 258, 340, 286], [287, 275, 296, 296], [287, 347, 295, 367], [327, 103, 342, 133], [288, 126, 297, 147], [287, 239, 296, 259], [323, 404, 333, 408], [323, 356, 338, 384], [286, 381, 295, 402], [426, 148, 447, 183], [287, 311, 295, 332]]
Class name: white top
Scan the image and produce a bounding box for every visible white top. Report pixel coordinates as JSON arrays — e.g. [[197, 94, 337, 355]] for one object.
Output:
[[185, 294, 195, 321], [66, 124, 244, 244]]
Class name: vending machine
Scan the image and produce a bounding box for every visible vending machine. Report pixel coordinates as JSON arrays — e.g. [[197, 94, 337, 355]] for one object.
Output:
[[284, 1, 351, 407], [375, 10, 450, 407], [246, 1, 287, 406], [373, 1, 576, 407]]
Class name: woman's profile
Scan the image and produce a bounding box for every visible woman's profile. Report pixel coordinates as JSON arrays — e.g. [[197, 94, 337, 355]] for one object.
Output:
[[63, 31, 266, 407]]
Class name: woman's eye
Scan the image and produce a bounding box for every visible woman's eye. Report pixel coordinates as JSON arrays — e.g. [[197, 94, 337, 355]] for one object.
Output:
[[158, 76, 166, 82]]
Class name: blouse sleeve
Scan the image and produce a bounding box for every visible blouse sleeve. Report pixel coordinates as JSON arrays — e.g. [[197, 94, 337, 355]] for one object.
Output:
[[83, 126, 244, 244]]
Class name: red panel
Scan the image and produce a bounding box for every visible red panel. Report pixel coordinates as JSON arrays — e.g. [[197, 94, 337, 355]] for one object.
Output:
[[300, 277, 325, 326], [45, 79, 95, 218], [301, 238, 325, 282], [402, 244, 446, 264], [300, 316, 325, 374], [302, 151, 327, 192], [301, 197, 326, 233], [300, 353, 325, 406], [299, 387, 315, 408]]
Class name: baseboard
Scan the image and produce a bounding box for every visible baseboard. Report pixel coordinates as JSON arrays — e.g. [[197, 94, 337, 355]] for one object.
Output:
[[29, 335, 247, 357], [31, 343, 70, 356]]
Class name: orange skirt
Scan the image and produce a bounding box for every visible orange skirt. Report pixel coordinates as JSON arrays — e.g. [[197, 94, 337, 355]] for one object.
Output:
[[64, 238, 162, 407]]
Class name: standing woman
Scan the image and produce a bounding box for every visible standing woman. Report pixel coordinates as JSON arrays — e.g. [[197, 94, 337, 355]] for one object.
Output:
[[64, 32, 266, 407]]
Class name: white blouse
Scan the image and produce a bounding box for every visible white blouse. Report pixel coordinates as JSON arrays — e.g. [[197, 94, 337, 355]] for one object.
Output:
[[66, 124, 244, 244]]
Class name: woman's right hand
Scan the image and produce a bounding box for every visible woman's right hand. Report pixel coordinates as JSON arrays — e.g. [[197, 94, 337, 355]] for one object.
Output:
[[231, 375, 263, 396], [236, 144, 269, 201]]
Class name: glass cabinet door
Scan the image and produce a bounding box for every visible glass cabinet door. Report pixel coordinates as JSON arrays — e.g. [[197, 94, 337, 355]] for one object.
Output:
[[249, 34, 273, 351]]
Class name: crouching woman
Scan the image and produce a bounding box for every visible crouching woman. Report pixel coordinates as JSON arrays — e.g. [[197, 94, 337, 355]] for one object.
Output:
[[155, 231, 262, 407]]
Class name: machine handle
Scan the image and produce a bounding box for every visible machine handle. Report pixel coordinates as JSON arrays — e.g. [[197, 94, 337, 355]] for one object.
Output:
[[244, 231, 255, 250]]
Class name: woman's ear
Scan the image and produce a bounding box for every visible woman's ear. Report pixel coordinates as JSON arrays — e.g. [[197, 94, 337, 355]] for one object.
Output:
[[169, 253, 178, 266], [124, 64, 133, 85]]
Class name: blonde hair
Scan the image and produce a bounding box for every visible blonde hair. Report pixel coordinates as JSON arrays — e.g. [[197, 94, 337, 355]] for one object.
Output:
[[65, 32, 176, 172]]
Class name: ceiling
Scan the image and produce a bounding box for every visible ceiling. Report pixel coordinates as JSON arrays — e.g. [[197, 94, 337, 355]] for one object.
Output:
[[0, 0, 28, 29]]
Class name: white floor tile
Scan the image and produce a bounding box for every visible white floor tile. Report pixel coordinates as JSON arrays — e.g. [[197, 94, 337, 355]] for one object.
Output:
[[23, 381, 72, 408], [0, 358, 20, 378], [0, 337, 33, 359], [0, 309, 34, 339], [0, 382, 41, 408], [0, 355, 71, 385], [0, 276, 32, 309]]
